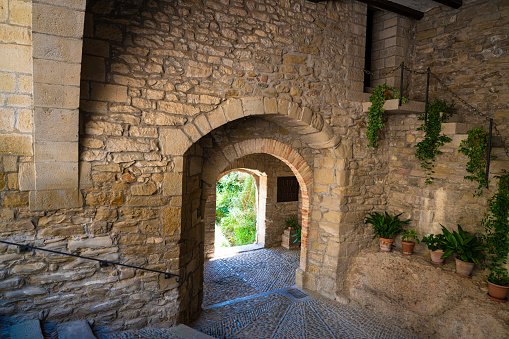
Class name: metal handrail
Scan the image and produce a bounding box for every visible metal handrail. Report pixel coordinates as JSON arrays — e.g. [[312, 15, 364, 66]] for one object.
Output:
[[0, 239, 181, 283]]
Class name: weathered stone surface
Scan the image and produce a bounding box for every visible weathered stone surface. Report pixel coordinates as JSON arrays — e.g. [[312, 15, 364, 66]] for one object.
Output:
[[85, 191, 123, 207], [0, 208, 14, 222], [126, 196, 169, 207], [346, 251, 509, 338], [130, 181, 157, 196], [159, 128, 192, 155], [68, 236, 112, 251], [38, 225, 86, 237], [161, 206, 180, 236], [10, 262, 47, 274], [143, 112, 187, 126], [0, 277, 23, 291], [0, 134, 32, 155], [95, 208, 118, 221], [4, 286, 48, 299]]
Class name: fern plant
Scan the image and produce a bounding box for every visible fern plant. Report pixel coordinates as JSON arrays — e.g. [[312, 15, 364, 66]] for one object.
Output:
[[414, 99, 455, 184], [365, 212, 410, 239]]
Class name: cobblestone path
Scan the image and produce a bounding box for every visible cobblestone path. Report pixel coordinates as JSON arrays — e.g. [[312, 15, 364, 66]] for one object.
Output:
[[192, 247, 419, 339], [99, 247, 419, 338]]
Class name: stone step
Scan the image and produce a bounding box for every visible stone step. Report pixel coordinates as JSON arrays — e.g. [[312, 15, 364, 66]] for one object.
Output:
[[362, 99, 426, 114], [56, 320, 96, 339], [9, 320, 44, 339], [168, 324, 216, 339], [441, 122, 477, 135]]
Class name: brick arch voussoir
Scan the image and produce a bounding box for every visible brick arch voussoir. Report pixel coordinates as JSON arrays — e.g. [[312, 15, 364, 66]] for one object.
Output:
[[201, 138, 312, 270]]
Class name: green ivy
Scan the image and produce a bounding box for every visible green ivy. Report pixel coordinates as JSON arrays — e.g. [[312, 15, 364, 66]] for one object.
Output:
[[483, 170, 509, 286], [367, 84, 406, 148], [414, 99, 454, 184], [458, 127, 496, 196]]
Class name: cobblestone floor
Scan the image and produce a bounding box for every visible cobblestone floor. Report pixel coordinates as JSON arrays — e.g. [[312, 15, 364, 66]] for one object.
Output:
[[100, 247, 419, 339], [193, 247, 419, 339]]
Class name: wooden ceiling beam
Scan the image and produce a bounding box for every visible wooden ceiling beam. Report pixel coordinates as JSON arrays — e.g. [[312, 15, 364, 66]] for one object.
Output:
[[355, 0, 424, 20]]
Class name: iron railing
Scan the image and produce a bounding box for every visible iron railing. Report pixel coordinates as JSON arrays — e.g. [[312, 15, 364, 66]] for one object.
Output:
[[0, 239, 181, 282]]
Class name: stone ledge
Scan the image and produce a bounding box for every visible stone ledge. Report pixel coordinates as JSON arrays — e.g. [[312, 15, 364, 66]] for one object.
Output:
[[362, 99, 426, 114], [344, 250, 509, 339]]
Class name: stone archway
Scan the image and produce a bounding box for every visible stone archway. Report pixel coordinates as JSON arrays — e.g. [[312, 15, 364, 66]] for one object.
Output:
[[179, 137, 313, 322]]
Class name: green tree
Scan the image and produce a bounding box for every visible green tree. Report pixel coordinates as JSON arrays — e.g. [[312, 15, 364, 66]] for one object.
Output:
[[216, 172, 257, 247]]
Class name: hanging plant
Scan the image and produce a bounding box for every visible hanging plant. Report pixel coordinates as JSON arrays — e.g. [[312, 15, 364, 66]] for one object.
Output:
[[483, 170, 509, 287], [458, 127, 496, 196], [366, 84, 407, 148], [414, 99, 455, 184]]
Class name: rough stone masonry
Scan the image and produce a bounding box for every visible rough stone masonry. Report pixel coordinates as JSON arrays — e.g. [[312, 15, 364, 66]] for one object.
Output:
[[0, 0, 508, 337]]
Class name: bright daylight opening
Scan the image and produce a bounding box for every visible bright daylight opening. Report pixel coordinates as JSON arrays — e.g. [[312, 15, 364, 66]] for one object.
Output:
[[215, 172, 257, 248]]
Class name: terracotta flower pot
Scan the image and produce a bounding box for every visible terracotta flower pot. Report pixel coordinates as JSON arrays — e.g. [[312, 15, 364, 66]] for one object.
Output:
[[487, 280, 509, 302], [430, 250, 445, 265], [455, 258, 475, 278], [401, 241, 415, 255], [379, 238, 393, 252]]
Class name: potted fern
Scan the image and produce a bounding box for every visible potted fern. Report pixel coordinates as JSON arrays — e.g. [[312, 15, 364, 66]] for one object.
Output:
[[440, 224, 485, 278], [401, 229, 420, 255], [365, 212, 410, 252], [483, 170, 509, 302]]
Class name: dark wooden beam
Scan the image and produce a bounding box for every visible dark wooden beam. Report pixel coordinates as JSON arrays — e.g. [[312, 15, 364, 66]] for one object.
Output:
[[432, 0, 462, 9], [355, 0, 424, 20]]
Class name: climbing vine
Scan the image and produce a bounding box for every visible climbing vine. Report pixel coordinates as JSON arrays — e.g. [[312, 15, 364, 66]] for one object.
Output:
[[367, 84, 406, 148], [414, 99, 455, 184], [458, 127, 496, 196]]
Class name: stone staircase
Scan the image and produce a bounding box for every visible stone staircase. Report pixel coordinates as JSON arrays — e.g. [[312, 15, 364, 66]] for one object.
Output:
[[2, 319, 214, 339]]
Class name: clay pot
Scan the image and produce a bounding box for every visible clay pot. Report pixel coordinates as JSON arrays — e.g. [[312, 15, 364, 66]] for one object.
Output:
[[379, 238, 394, 252], [487, 280, 509, 302], [455, 258, 475, 278], [401, 241, 415, 255], [430, 250, 445, 265]]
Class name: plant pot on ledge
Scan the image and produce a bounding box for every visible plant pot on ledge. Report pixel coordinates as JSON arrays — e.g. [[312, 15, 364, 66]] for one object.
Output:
[[379, 238, 393, 252], [487, 280, 509, 302], [401, 241, 415, 255], [455, 258, 475, 278], [430, 250, 445, 265]]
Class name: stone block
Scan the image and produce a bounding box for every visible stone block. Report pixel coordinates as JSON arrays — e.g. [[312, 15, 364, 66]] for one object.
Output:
[[17, 108, 33, 132], [142, 112, 188, 126], [222, 99, 243, 121], [163, 172, 183, 196], [33, 3, 84, 38], [277, 98, 290, 115], [161, 206, 181, 236], [68, 236, 112, 251], [35, 162, 78, 190], [0, 44, 31, 73], [0, 107, 15, 131], [0, 0, 7, 22], [79, 161, 92, 189], [283, 55, 307, 64], [90, 83, 128, 102], [131, 181, 158, 196], [0, 277, 23, 291], [264, 97, 277, 114], [2, 192, 28, 207], [33, 108, 79, 142], [206, 107, 227, 130], [30, 189, 83, 211], [10, 262, 47, 274], [34, 83, 80, 109], [159, 128, 192, 156], [314, 168, 334, 185], [0, 208, 14, 222], [85, 191, 123, 207], [140, 219, 159, 234], [33, 33, 83, 63], [5, 286, 48, 299], [241, 97, 264, 116], [0, 72, 15, 92], [158, 101, 200, 116], [18, 162, 35, 191], [33, 59, 82, 87], [185, 60, 212, 77], [0, 219, 33, 232], [35, 142, 78, 163]]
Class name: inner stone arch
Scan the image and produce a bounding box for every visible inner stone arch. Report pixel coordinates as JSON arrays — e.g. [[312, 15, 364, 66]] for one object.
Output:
[[179, 136, 313, 322]]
